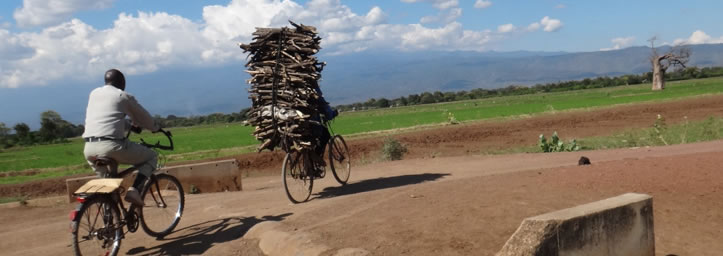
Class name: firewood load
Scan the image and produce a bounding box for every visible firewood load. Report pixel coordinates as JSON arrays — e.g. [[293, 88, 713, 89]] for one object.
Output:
[[239, 21, 326, 153]]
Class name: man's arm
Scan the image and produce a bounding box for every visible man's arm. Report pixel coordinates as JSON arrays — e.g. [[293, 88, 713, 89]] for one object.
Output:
[[122, 93, 160, 132]]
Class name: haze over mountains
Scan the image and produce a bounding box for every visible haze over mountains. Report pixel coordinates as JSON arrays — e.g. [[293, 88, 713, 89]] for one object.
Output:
[[2, 44, 723, 128], [321, 43, 723, 103]]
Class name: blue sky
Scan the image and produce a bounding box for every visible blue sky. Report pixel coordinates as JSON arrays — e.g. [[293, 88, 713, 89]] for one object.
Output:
[[1, 0, 723, 128]]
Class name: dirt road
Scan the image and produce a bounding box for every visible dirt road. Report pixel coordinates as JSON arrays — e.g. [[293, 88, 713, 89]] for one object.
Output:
[[2, 140, 722, 255]]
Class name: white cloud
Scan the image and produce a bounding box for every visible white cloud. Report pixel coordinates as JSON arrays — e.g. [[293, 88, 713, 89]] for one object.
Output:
[[497, 24, 515, 33], [1, 12, 209, 88], [14, 0, 115, 27], [526, 22, 541, 31], [555, 4, 566, 9], [1, 0, 513, 88], [540, 16, 563, 32], [600, 36, 635, 51], [474, 0, 492, 9], [525, 17, 562, 32], [420, 8, 462, 24], [401, 0, 459, 10], [673, 30, 723, 45]]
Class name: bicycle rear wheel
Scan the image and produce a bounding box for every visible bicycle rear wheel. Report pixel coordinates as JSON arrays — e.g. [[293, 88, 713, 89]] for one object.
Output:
[[282, 152, 313, 203], [328, 135, 351, 185], [140, 174, 185, 238], [71, 196, 122, 256]]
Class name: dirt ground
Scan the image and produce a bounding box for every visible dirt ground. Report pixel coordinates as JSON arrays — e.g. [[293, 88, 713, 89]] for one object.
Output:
[[1, 95, 723, 255], [4, 94, 723, 199]]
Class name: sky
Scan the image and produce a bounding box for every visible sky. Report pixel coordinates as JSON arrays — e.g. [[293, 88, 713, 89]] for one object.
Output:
[[1, 0, 723, 128]]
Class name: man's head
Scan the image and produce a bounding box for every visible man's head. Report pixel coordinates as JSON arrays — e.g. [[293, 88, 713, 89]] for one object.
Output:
[[104, 69, 126, 90]]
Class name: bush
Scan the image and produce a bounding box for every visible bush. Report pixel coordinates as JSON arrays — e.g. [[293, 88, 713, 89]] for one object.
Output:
[[539, 131, 580, 152], [381, 137, 408, 161]]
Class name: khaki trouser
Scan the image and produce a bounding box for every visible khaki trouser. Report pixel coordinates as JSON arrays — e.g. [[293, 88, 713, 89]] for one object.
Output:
[[83, 139, 157, 178]]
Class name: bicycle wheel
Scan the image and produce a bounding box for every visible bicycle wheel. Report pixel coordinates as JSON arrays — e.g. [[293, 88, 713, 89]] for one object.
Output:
[[140, 174, 185, 238], [328, 135, 351, 185], [282, 152, 313, 203], [71, 196, 122, 256]]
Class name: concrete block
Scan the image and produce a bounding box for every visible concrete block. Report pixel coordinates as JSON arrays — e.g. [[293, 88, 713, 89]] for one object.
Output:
[[497, 193, 654, 256], [66, 159, 241, 203], [162, 159, 242, 194]]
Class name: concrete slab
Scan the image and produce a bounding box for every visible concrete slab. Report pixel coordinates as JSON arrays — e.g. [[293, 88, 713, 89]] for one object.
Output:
[[65, 159, 242, 202], [497, 193, 654, 256]]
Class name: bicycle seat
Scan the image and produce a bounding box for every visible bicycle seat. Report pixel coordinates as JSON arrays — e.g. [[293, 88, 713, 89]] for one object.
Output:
[[88, 156, 119, 176]]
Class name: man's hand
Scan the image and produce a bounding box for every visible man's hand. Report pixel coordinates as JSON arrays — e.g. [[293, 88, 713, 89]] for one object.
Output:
[[130, 125, 142, 134]]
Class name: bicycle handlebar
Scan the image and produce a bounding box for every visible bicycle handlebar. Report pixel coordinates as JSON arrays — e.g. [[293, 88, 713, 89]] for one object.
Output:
[[138, 129, 174, 150]]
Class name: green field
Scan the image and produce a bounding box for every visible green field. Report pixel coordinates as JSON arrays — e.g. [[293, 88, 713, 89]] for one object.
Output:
[[3, 77, 723, 182]]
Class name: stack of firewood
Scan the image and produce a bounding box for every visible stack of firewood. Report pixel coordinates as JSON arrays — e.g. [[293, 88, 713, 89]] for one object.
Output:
[[239, 21, 326, 152]]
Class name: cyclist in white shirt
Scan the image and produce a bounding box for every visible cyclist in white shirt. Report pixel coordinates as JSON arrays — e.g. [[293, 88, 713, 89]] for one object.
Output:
[[82, 69, 160, 206]]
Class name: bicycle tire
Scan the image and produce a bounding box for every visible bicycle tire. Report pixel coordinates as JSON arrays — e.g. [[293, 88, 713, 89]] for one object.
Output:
[[71, 195, 122, 256], [282, 152, 313, 203], [139, 174, 185, 238], [328, 135, 351, 185]]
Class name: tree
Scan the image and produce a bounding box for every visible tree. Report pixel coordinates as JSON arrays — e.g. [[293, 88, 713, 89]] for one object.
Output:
[[375, 98, 390, 108], [649, 37, 690, 90], [420, 92, 436, 104], [38, 110, 76, 142], [0, 122, 10, 148], [14, 123, 31, 145]]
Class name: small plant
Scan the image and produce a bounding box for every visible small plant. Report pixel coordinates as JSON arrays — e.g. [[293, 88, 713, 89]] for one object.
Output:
[[652, 114, 669, 145], [381, 137, 408, 161], [447, 112, 459, 125], [539, 131, 580, 152], [189, 184, 200, 194], [701, 116, 718, 140]]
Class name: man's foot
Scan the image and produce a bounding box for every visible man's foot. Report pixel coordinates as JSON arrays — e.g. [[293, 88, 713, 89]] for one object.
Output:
[[312, 152, 326, 166], [124, 187, 144, 206], [314, 165, 326, 178]]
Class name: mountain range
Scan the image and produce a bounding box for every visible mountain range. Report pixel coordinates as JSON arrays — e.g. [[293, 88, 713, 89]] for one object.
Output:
[[320, 44, 723, 103]]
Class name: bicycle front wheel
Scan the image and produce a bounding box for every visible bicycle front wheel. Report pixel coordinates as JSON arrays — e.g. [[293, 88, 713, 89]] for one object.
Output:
[[328, 135, 351, 185], [140, 174, 185, 238], [71, 196, 122, 256], [282, 152, 313, 203]]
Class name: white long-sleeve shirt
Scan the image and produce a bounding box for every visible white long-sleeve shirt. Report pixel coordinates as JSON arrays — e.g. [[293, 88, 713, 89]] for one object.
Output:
[[82, 85, 159, 139]]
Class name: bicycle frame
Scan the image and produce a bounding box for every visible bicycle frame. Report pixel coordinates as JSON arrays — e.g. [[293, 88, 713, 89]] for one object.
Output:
[[73, 129, 175, 232]]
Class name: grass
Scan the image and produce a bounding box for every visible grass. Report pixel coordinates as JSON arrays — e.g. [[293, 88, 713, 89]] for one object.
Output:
[[0, 196, 27, 204], [577, 116, 723, 150], [3, 77, 723, 184]]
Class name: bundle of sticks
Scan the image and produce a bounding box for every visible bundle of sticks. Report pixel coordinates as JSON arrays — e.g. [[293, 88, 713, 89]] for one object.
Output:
[[239, 21, 326, 152]]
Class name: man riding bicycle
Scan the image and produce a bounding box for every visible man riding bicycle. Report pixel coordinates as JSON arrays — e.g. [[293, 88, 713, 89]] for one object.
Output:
[[82, 69, 160, 206], [311, 87, 338, 175]]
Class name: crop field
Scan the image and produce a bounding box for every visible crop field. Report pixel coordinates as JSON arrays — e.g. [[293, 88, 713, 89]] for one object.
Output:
[[2, 77, 723, 183]]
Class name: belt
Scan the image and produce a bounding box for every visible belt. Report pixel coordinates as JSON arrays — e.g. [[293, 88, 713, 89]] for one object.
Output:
[[84, 137, 121, 142]]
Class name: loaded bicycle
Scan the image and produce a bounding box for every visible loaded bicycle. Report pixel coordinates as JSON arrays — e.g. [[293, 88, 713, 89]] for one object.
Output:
[[282, 117, 351, 203], [69, 129, 184, 256]]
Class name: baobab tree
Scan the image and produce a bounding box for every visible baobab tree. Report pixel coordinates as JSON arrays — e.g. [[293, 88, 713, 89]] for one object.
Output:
[[649, 36, 691, 90]]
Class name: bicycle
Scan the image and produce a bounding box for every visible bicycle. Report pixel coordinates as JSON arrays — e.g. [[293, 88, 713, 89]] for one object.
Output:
[[69, 129, 185, 256], [282, 119, 351, 203]]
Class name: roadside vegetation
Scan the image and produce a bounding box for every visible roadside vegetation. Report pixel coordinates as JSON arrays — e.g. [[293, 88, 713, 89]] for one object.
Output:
[[578, 115, 723, 150], [4, 77, 723, 184]]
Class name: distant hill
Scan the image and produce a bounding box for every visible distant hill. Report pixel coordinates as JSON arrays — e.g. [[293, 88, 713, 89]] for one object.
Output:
[[320, 44, 723, 104]]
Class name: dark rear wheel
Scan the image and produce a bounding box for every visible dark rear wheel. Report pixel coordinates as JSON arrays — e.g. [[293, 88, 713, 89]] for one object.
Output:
[[328, 135, 351, 185], [282, 152, 313, 203], [71, 196, 122, 256], [139, 174, 185, 238]]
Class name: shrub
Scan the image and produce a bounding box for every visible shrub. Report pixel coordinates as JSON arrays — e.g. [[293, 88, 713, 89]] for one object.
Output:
[[381, 137, 408, 161], [539, 131, 580, 152], [447, 112, 459, 125]]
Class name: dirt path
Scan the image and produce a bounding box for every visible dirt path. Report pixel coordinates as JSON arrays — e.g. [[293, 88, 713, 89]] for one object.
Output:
[[2, 140, 723, 255], [5, 94, 723, 199]]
